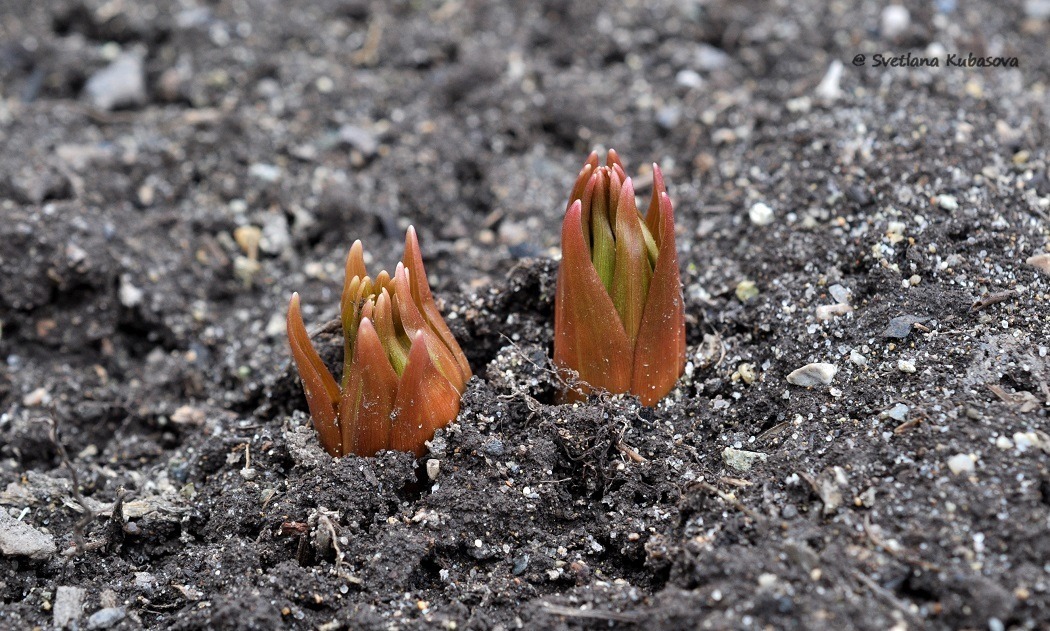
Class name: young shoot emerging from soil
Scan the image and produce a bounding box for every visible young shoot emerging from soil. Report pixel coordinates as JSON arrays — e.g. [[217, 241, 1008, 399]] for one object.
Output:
[[287, 227, 471, 457], [554, 150, 686, 405]]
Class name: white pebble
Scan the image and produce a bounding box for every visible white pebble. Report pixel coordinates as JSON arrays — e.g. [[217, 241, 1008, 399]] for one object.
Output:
[[946, 453, 975, 475], [22, 387, 50, 407], [787, 363, 838, 386], [749, 202, 775, 226], [816, 303, 853, 321], [897, 359, 916, 373], [814, 60, 843, 101], [849, 349, 868, 366], [675, 69, 704, 89], [880, 5, 911, 39], [935, 195, 958, 210]]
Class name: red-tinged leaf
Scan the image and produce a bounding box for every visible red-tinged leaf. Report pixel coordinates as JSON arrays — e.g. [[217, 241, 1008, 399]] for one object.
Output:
[[579, 172, 597, 251], [611, 178, 651, 344], [645, 163, 666, 239], [568, 155, 598, 211], [340, 276, 363, 390], [631, 192, 686, 406], [287, 293, 342, 456], [554, 201, 632, 401], [344, 241, 367, 286], [373, 290, 409, 375], [393, 263, 467, 392], [606, 148, 624, 172], [340, 317, 397, 457], [402, 226, 472, 382], [607, 166, 622, 226], [389, 333, 463, 457], [589, 172, 615, 292]]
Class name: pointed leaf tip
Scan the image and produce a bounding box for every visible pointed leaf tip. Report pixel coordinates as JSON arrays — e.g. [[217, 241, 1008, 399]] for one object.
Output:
[[554, 196, 632, 401], [340, 317, 397, 457], [287, 293, 342, 456], [631, 188, 685, 406], [611, 176, 651, 345], [390, 333, 462, 457]]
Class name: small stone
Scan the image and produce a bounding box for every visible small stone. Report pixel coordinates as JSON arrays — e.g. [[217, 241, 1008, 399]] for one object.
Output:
[[946, 453, 975, 475], [22, 387, 50, 407], [880, 5, 911, 39], [885, 221, 907, 243], [1027, 253, 1050, 276], [735, 280, 759, 302], [735, 363, 757, 385], [170, 405, 206, 426], [259, 213, 291, 255], [87, 607, 125, 629], [995, 436, 1014, 450], [748, 202, 775, 226], [828, 284, 851, 304], [233, 225, 262, 258], [248, 163, 282, 182], [722, 447, 768, 472], [934, 194, 958, 210], [265, 312, 286, 338], [53, 586, 86, 629], [1013, 432, 1040, 453], [849, 349, 868, 366], [0, 510, 56, 559], [814, 60, 843, 101], [338, 125, 378, 156], [426, 459, 440, 481], [655, 105, 681, 130], [897, 359, 916, 373], [786, 363, 838, 387], [675, 69, 704, 89], [1024, 0, 1050, 19], [815, 303, 853, 320], [84, 52, 146, 111], [883, 315, 926, 338], [134, 572, 158, 592], [885, 403, 909, 421], [118, 275, 144, 308], [694, 44, 730, 71], [908, 275, 921, 286]]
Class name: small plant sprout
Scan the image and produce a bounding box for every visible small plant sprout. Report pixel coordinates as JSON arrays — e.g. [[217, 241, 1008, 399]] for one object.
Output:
[[554, 150, 686, 406], [287, 227, 471, 457]]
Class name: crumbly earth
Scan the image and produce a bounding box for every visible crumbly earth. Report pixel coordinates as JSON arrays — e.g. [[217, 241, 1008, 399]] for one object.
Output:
[[1, 0, 1048, 629]]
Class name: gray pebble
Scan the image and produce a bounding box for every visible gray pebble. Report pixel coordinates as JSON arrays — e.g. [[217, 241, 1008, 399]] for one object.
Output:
[[84, 53, 146, 111], [482, 439, 505, 457], [722, 447, 768, 472], [886, 403, 909, 421], [339, 125, 379, 156], [882, 315, 926, 338], [0, 509, 56, 560], [87, 607, 125, 630], [53, 586, 86, 629]]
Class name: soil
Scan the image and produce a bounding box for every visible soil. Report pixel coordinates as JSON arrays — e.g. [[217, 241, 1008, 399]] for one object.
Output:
[[1, 0, 1049, 629]]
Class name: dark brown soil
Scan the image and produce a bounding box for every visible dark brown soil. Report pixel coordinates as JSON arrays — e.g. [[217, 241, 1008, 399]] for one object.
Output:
[[2, 0, 1049, 629]]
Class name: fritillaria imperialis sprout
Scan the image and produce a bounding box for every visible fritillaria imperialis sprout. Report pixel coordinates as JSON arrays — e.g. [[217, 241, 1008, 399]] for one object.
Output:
[[554, 150, 686, 406], [286, 227, 471, 457]]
